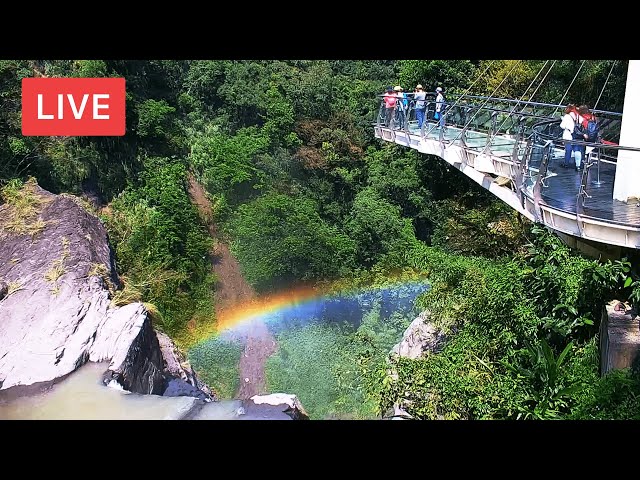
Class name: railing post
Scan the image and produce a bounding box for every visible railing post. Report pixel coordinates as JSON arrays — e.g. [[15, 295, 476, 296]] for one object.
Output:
[[509, 123, 523, 188], [484, 110, 498, 154], [421, 101, 431, 139], [404, 100, 412, 136], [532, 140, 551, 223], [592, 146, 604, 186], [518, 115, 526, 138], [459, 110, 468, 149], [465, 106, 474, 145], [517, 138, 533, 203], [392, 103, 399, 130], [576, 154, 592, 238]]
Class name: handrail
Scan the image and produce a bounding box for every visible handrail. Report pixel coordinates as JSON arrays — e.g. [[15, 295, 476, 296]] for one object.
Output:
[[378, 100, 621, 146], [377, 93, 623, 118], [376, 95, 633, 154], [530, 118, 640, 153], [374, 92, 640, 241]]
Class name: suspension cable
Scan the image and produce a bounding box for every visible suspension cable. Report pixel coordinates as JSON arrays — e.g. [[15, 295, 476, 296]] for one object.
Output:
[[451, 60, 522, 143], [441, 60, 497, 112], [593, 60, 617, 110], [517, 60, 557, 113], [491, 60, 549, 136], [552, 60, 586, 116]]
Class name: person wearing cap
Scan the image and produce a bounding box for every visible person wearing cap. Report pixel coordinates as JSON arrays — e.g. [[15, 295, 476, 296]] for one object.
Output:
[[413, 84, 427, 129], [393, 85, 407, 129], [435, 86, 445, 128], [383, 86, 398, 128]]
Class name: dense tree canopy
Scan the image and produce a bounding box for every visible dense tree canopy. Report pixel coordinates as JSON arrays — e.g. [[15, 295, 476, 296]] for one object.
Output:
[[1, 59, 637, 418]]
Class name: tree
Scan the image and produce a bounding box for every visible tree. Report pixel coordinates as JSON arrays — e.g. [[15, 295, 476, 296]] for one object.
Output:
[[346, 187, 417, 267], [229, 193, 356, 291]]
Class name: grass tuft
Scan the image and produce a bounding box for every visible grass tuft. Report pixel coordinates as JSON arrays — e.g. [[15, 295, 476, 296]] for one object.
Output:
[[0, 177, 50, 236], [110, 277, 143, 307], [44, 259, 65, 284]]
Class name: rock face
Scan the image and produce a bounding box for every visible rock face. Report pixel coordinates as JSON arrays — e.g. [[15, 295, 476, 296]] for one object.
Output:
[[156, 331, 214, 401], [0, 184, 206, 397], [387, 311, 446, 420], [96, 303, 165, 394], [390, 311, 446, 360]]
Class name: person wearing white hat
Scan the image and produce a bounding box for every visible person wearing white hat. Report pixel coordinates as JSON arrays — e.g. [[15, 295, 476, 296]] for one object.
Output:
[[414, 84, 427, 129], [435, 86, 445, 128], [394, 86, 407, 128]]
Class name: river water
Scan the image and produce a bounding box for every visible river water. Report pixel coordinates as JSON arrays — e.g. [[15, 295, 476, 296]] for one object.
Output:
[[0, 362, 246, 420]]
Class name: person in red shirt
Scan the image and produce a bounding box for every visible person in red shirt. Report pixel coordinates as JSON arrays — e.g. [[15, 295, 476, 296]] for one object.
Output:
[[578, 105, 600, 141], [578, 105, 593, 131], [383, 86, 398, 127]]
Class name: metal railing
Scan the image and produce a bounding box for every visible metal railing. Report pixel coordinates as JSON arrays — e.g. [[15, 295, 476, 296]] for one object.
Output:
[[527, 119, 640, 227], [375, 93, 640, 233]]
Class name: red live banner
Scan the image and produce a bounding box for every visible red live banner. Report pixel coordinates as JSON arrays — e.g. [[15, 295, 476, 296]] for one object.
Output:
[[22, 77, 126, 136]]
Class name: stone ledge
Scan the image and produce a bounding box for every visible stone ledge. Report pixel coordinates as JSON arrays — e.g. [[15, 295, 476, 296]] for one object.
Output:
[[600, 302, 640, 375]]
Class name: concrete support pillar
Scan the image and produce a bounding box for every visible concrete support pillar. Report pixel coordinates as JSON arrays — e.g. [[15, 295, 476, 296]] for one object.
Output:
[[613, 60, 640, 202]]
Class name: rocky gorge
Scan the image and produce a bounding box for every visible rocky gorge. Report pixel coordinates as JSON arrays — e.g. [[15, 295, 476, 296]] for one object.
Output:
[[0, 181, 308, 420]]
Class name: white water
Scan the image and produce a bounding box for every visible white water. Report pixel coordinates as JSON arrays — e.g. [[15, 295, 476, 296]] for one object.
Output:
[[0, 362, 242, 420]]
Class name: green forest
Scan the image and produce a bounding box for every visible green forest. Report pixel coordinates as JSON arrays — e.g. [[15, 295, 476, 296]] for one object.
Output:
[[1, 59, 639, 419]]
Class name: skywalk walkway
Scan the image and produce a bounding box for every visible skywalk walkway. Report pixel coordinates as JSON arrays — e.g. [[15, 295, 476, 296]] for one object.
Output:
[[374, 94, 640, 249]]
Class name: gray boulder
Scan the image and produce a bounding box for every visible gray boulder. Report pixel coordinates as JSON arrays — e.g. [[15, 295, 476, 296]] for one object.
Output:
[[163, 378, 212, 402], [0, 184, 203, 397], [156, 331, 214, 401], [387, 311, 446, 419], [391, 311, 446, 359], [246, 393, 310, 420]]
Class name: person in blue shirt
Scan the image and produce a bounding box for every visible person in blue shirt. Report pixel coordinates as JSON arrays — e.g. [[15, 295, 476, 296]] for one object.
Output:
[[413, 84, 427, 129]]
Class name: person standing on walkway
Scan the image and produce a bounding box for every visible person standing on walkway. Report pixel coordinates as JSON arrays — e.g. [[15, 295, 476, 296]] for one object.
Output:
[[394, 86, 407, 128], [414, 84, 427, 129], [383, 86, 398, 128], [435, 86, 446, 128], [577, 104, 597, 168], [559, 104, 583, 170]]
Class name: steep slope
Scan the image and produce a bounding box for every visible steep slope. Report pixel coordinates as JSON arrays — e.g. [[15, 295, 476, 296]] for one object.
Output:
[[0, 181, 210, 398], [187, 174, 277, 399]]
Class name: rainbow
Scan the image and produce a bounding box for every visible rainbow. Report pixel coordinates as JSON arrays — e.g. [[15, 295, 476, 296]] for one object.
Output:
[[215, 284, 322, 332], [214, 278, 429, 333]]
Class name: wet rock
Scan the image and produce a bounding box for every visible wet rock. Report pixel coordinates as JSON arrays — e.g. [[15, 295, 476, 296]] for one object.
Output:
[[248, 393, 310, 420], [163, 378, 211, 402], [93, 303, 165, 395], [156, 331, 214, 401]]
